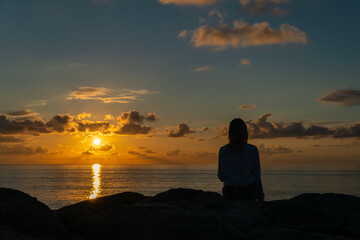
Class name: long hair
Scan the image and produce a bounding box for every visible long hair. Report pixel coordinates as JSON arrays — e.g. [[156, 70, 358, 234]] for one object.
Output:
[[228, 118, 248, 152]]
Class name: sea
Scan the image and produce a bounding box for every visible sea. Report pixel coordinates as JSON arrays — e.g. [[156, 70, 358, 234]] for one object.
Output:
[[0, 164, 359, 209]]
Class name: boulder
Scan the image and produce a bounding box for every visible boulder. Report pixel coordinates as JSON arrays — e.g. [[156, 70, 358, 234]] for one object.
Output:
[[0, 188, 74, 240], [56, 188, 360, 240], [56, 192, 147, 232], [2, 187, 359, 240]]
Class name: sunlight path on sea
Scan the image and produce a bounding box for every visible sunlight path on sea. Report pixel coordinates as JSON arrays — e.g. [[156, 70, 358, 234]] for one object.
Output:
[[89, 164, 101, 199]]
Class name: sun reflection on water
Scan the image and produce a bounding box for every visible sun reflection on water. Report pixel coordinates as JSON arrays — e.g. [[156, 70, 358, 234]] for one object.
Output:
[[89, 164, 101, 199]]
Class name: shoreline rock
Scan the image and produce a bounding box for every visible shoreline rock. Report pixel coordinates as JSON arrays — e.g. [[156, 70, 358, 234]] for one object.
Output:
[[1, 187, 359, 239]]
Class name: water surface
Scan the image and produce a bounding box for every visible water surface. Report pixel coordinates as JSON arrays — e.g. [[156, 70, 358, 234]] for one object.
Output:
[[0, 164, 359, 209]]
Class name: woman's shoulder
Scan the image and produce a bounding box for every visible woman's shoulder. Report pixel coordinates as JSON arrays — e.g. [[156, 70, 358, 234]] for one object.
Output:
[[245, 143, 259, 152], [219, 144, 230, 152]]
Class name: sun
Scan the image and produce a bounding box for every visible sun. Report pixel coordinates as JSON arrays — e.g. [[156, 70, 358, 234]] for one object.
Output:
[[93, 138, 101, 145]]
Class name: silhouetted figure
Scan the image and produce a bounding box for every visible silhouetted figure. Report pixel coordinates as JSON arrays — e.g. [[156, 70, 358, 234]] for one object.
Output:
[[218, 118, 264, 201]]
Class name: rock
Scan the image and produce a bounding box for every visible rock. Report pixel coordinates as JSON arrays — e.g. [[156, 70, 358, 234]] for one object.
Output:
[[1, 187, 359, 240], [143, 188, 223, 203], [0, 188, 74, 240], [56, 192, 147, 232], [264, 193, 360, 238], [55, 188, 360, 240]]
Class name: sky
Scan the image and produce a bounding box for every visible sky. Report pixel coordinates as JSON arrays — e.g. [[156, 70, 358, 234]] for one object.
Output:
[[0, 0, 359, 166]]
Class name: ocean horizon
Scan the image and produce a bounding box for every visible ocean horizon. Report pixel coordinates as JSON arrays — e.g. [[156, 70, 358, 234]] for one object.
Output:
[[1, 164, 359, 209]]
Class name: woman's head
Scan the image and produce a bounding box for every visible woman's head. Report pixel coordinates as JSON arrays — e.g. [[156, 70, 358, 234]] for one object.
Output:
[[228, 118, 248, 150]]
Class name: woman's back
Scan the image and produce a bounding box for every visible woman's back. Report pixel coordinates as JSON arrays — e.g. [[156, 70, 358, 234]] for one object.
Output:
[[218, 143, 260, 187]]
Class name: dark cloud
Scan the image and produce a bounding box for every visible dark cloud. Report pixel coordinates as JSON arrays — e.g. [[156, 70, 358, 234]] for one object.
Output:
[[78, 121, 110, 134], [0, 114, 49, 135], [180, 20, 307, 50], [6, 109, 37, 117], [35, 146, 48, 154], [115, 123, 152, 135], [246, 113, 331, 139], [197, 150, 215, 157], [128, 150, 141, 155], [239, 104, 257, 110], [166, 149, 181, 156], [258, 143, 293, 154], [0, 144, 48, 155], [167, 123, 195, 137], [158, 0, 217, 6], [0, 135, 24, 143], [215, 113, 360, 139], [317, 89, 360, 106], [83, 142, 114, 155], [0, 110, 157, 136], [247, 113, 360, 139], [332, 124, 360, 138], [145, 149, 155, 154], [240, 0, 291, 17], [115, 110, 156, 135], [145, 113, 158, 122], [46, 114, 72, 133], [215, 125, 227, 139]]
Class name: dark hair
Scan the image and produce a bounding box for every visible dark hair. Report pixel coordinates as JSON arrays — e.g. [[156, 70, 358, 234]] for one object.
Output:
[[228, 118, 248, 152]]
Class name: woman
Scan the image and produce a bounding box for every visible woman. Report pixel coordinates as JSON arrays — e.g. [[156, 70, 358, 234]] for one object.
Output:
[[218, 118, 264, 201]]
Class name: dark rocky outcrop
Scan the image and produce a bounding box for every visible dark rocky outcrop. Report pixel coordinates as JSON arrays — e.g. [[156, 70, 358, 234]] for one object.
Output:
[[0, 188, 74, 240], [1, 187, 359, 240]]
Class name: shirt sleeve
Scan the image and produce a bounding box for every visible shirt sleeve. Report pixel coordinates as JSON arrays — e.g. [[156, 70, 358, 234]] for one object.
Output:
[[217, 148, 225, 182], [254, 146, 265, 200], [254, 147, 261, 181]]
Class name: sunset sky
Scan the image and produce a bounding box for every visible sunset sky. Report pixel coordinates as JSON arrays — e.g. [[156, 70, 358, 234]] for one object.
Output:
[[0, 0, 359, 166]]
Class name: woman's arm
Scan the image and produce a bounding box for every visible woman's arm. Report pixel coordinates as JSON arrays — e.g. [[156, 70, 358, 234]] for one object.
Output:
[[254, 147, 265, 201], [217, 148, 225, 182]]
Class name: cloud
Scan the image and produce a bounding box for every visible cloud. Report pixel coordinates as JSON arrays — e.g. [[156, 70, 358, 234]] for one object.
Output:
[[0, 110, 157, 136], [77, 121, 110, 134], [67, 86, 153, 104], [158, 0, 217, 6], [25, 100, 47, 107], [209, 10, 225, 24], [167, 123, 195, 137], [104, 114, 115, 121], [258, 143, 293, 154], [197, 150, 215, 157], [115, 123, 152, 135], [194, 66, 212, 72], [115, 110, 157, 135], [77, 112, 92, 120], [246, 113, 360, 139], [317, 89, 360, 106], [178, 30, 189, 39], [180, 20, 307, 50], [166, 149, 181, 156], [215, 124, 227, 139], [6, 109, 37, 117], [145, 113, 158, 122], [0, 114, 50, 135], [240, 0, 291, 17], [145, 149, 155, 154], [0, 144, 48, 155], [83, 142, 114, 155], [214, 113, 360, 139], [0, 135, 24, 143], [45, 114, 73, 133], [238, 104, 257, 110], [240, 58, 251, 65], [127, 149, 156, 158]]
